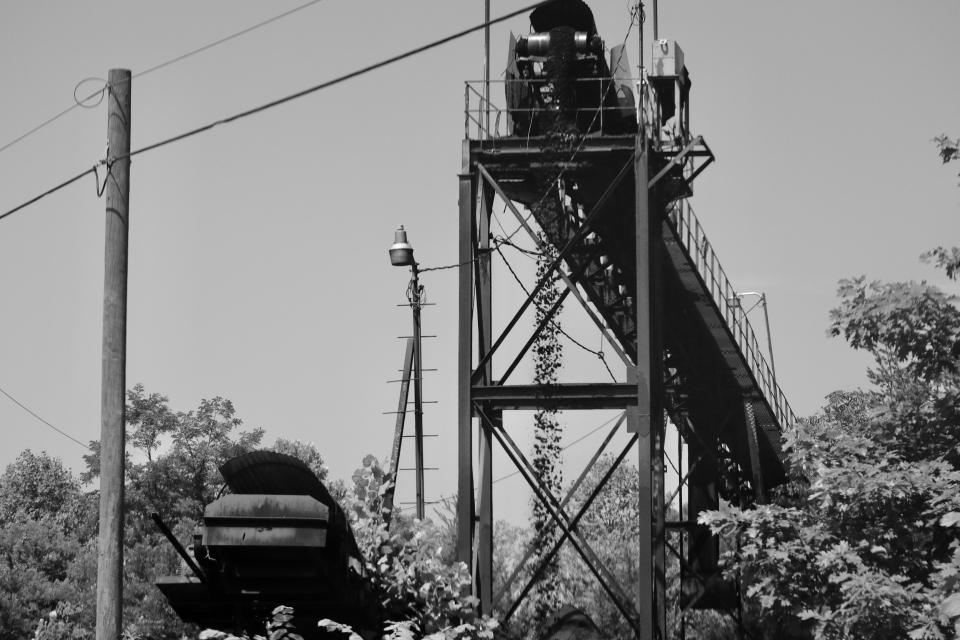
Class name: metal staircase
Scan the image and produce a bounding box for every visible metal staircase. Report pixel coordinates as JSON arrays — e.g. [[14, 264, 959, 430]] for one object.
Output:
[[459, 53, 797, 630], [473, 131, 793, 490]]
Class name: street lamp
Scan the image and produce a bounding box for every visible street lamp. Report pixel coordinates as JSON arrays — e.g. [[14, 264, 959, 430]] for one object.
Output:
[[731, 291, 777, 383], [389, 225, 415, 267], [388, 226, 425, 519]]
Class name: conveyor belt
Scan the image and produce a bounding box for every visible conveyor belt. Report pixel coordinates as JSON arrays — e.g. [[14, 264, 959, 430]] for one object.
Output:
[[473, 136, 793, 489]]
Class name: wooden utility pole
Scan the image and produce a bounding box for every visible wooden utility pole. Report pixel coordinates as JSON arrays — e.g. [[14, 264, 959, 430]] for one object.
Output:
[[410, 265, 425, 519], [96, 68, 131, 640]]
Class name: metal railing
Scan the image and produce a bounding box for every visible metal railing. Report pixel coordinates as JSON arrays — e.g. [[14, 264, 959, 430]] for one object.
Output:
[[464, 78, 640, 140], [639, 79, 691, 153], [667, 200, 797, 429], [464, 83, 504, 140]]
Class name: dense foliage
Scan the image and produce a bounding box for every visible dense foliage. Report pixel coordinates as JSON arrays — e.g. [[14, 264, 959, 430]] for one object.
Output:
[[935, 135, 959, 182], [701, 251, 960, 639], [0, 386, 316, 639], [5, 139, 960, 638], [0, 450, 97, 639]]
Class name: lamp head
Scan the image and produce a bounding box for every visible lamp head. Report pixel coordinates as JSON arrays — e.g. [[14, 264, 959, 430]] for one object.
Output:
[[389, 225, 415, 267]]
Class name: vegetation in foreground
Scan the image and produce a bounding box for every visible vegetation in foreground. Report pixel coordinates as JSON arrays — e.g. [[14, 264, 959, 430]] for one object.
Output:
[[2, 139, 959, 639]]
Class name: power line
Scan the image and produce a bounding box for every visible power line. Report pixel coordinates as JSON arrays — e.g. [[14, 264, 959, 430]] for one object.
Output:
[[0, 165, 98, 224], [133, 0, 328, 79], [0, 103, 87, 158], [0, 0, 554, 225], [0, 0, 329, 156], [0, 384, 91, 450], [121, 0, 554, 163]]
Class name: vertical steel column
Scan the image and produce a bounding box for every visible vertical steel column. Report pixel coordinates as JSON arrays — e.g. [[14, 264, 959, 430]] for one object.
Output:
[[654, 416, 667, 636], [458, 141, 477, 569], [476, 182, 495, 610], [650, 175, 667, 638], [652, 0, 659, 41], [483, 0, 491, 138], [630, 144, 664, 640], [687, 418, 719, 600], [679, 419, 687, 640]]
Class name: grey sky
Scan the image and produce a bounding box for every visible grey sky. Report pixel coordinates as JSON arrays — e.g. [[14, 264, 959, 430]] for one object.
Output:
[[1, 1, 958, 523]]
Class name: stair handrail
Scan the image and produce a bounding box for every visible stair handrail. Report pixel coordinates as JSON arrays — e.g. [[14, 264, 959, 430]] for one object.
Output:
[[667, 200, 797, 429]]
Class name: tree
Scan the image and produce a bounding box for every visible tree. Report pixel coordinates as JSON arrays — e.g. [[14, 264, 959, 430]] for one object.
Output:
[[274, 437, 329, 482], [700, 250, 960, 639], [0, 386, 273, 639], [0, 449, 95, 537], [935, 135, 959, 182], [558, 454, 644, 637], [0, 451, 96, 640], [84, 385, 265, 525]]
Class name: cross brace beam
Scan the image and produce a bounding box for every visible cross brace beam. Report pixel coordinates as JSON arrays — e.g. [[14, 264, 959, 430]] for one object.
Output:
[[473, 383, 638, 410]]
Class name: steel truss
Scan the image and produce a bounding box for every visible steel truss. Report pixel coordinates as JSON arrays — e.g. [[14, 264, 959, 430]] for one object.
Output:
[[456, 131, 783, 639]]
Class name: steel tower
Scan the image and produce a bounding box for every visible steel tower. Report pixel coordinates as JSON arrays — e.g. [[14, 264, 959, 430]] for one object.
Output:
[[456, 23, 795, 640]]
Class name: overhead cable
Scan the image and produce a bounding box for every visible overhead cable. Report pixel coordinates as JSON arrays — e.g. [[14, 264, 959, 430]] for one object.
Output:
[[0, 384, 91, 450], [120, 0, 555, 162], [0, 166, 99, 224], [0, 0, 329, 156], [132, 0, 328, 79], [0, 0, 554, 225]]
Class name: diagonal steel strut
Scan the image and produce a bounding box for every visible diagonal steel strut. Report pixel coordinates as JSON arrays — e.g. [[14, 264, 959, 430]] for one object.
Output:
[[470, 153, 637, 383], [664, 538, 757, 640], [477, 162, 631, 367], [493, 412, 626, 608], [502, 431, 639, 625], [477, 408, 641, 633]]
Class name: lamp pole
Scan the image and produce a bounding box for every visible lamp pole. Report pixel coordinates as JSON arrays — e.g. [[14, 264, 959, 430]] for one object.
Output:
[[735, 291, 776, 382], [390, 226, 426, 519], [410, 262, 425, 519]]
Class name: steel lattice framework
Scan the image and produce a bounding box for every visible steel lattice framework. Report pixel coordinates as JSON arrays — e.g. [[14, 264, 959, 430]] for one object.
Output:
[[456, 74, 796, 639]]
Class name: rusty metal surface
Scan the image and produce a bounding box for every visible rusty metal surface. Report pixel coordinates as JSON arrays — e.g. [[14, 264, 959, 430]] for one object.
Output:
[[218, 451, 361, 558], [220, 451, 329, 500], [157, 452, 370, 636], [473, 382, 638, 410], [204, 526, 327, 548], [203, 494, 329, 548], [205, 493, 329, 521]]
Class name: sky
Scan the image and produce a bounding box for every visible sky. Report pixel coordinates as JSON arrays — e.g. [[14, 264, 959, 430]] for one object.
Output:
[[0, 0, 958, 526]]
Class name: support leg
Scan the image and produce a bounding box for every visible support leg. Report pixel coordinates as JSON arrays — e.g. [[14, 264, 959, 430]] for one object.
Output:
[[457, 142, 477, 570], [476, 180, 494, 610], [632, 146, 665, 639]]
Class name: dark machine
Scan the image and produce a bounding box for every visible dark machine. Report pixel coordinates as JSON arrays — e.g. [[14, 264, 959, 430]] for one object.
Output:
[[155, 451, 370, 637], [505, 0, 636, 137]]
